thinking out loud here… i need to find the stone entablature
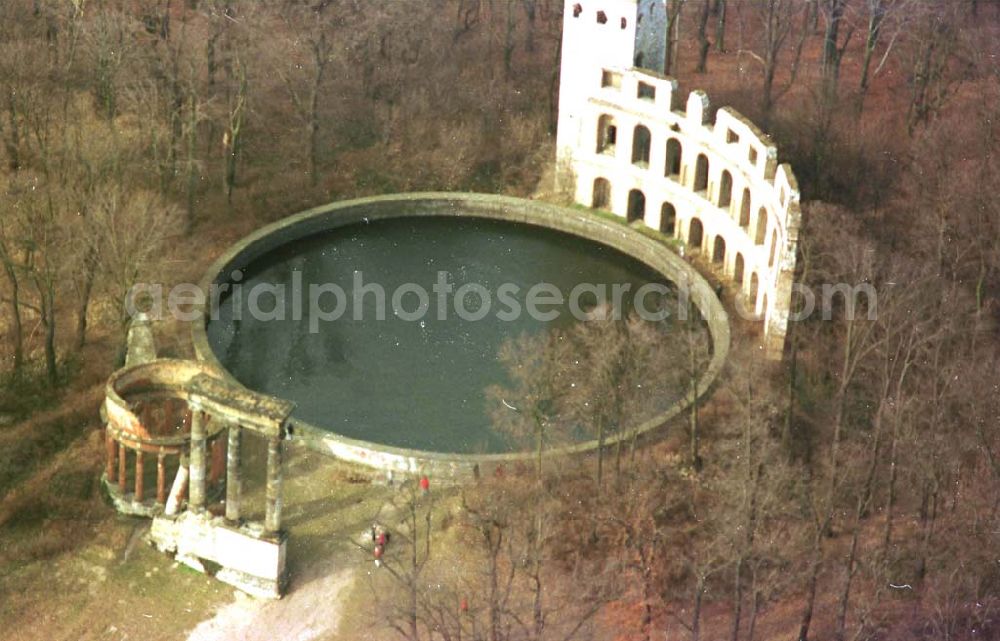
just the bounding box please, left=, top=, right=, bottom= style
left=556, top=0, right=801, bottom=359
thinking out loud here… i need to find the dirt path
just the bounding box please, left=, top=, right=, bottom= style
left=186, top=564, right=355, bottom=641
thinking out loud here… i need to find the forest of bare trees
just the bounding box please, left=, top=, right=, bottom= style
left=1, top=1, right=999, bottom=640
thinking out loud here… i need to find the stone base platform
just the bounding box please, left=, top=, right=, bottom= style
left=149, top=511, right=287, bottom=599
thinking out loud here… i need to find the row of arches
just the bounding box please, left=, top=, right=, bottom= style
left=594, top=179, right=677, bottom=236
left=688, top=219, right=761, bottom=305
left=592, top=178, right=778, bottom=267
left=596, top=116, right=778, bottom=246
left=592, top=177, right=772, bottom=307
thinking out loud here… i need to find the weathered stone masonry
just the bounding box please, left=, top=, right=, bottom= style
left=103, top=315, right=295, bottom=598
left=556, top=0, right=801, bottom=359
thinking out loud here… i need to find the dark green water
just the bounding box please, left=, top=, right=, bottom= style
left=206, top=216, right=680, bottom=454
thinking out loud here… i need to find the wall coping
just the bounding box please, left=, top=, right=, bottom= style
left=190, top=193, right=731, bottom=479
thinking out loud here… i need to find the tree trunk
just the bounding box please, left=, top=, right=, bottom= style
left=857, top=0, right=884, bottom=109
left=307, top=34, right=328, bottom=187
left=185, top=91, right=198, bottom=233
left=75, top=251, right=97, bottom=349
left=691, top=575, right=705, bottom=641
left=916, top=479, right=938, bottom=582
left=695, top=0, right=711, bottom=73
left=714, top=0, right=727, bottom=52
left=1, top=252, right=23, bottom=377
left=664, top=0, right=684, bottom=75
left=503, top=1, right=516, bottom=79
left=642, top=566, right=655, bottom=641
left=797, top=530, right=822, bottom=641
left=747, top=583, right=761, bottom=641
left=882, top=420, right=899, bottom=554
left=5, top=87, right=22, bottom=171
left=596, top=418, right=605, bottom=490
left=730, top=558, right=744, bottom=641
left=782, top=341, right=798, bottom=456
left=42, top=288, right=57, bottom=385
left=689, top=337, right=700, bottom=470
left=225, top=63, right=247, bottom=204
left=834, top=529, right=860, bottom=641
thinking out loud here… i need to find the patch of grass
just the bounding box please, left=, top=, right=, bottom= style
left=574, top=204, right=686, bottom=250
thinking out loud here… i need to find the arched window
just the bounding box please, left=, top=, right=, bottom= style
left=688, top=218, right=704, bottom=249
left=572, top=3, right=583, bottom=18
left=592, top=178, right=611, bottom=210
left=712, top=236, right=726, bottom=264
left=769, top=229, right=779, bottom=267
left=755, top=207, right=768, bottom=245
left=693, top=153, right=709, bottom=192
left=665, top=138, right=682, bottom=178
left=631, top=125, right=651, bottom=167
left=596, top=115, right=617, bottom=154
left=739, top=188, right=751, bottom=228
left=660, top=202, right=676, bottom=236
left=749, top=272, right=760, bottom=309
left=627, top=189, right=646, bottom=222
left=718, top=170, right=733, bottom=209
left=734, top=253, right=745, bottom=286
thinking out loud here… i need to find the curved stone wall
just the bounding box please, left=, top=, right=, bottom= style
left=555, top=0, right=801, bottom=358
left=192, top=193, right=731, bottom=479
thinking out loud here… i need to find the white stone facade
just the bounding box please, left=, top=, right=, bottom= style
left=556, top=0, right=801, bottom=359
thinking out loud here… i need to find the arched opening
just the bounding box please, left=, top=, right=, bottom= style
left=665, top=138, right=682, bottom=178
left=693, top=153, right=709, bottom=192
left=631, top=125, right=651, bottom=167
left=627, top=189, right=646, bottom=222
left=688, top=218, right=704, bottom=249
left=592, top=178, right=611, bottom=210
left=596, top=115, right=617, bottom=155
left=718, top=170, right=733, bottom=209
left=749, top=272, right=759, bottom=309
left=734, top=253, right=745, bottom=286
left=660, top=202, right=676, bottom=236
left=712, top=236, right=726, bottom=264
left=739, top=188, right=751, bottom=228
left=755, top=207, right=768, bottom=245
left=769, top=229, right=779, bottom=267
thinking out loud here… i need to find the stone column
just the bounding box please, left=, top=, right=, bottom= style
left=264, top=437, right=283, bottom=535
left=164, top=455, right=189, bottom=516
left=156, top=451, right=167, bottom=505
left=189, top=410, right=207, bottom=511
left=134, top=449, right=144, bottom=502
left=106, top=431, right=117, bottom=482
left=118, top=442, right=127, bottom=493
left=225, top=426, right=242, bottom=523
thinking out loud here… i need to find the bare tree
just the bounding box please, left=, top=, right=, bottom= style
left=85, top=185, right=180, bottom=331
left=82, top=10, right=139, bottom=121
left=740, top=0, right=809, bottom=116
left=274, top=6, right=338, bottom=186
left=857, top=0, right=912, bottom=111
left=663, top=0, right=685, bottom=76
left=487, top=330, right=570, bottom=479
